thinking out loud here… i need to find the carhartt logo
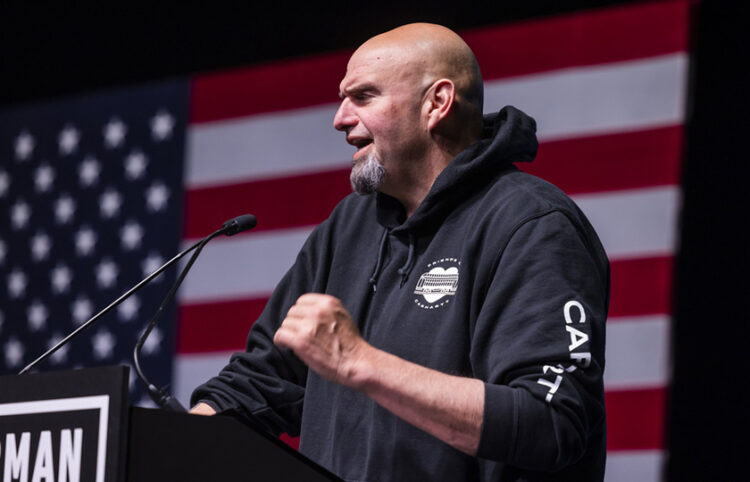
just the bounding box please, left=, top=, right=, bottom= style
left=414, top=258, right=460, bottom=309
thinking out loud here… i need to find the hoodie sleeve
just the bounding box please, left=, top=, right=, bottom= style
left=472, top=210, right=608, bottom=470
left=190, top=220, right=333, bottom=437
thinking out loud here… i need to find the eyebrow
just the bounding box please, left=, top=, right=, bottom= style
left=339, top=83, right=379, bottom=99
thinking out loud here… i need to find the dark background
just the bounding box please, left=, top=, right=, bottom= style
left=1, top=1, right=747, bottom=479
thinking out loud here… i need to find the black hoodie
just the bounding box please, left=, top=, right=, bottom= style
left=192, top=106, right=609, bottom=481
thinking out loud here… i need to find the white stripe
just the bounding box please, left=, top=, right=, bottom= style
left=487, top=54, right=688, bottom=141
left=186, top=104, right=347, bottom=188
left=604, top=315, right=670, bottom=390
left=174, top=315, right=669, bottom=405
left=575, top=186, right=680, bottom=260
left=174, top=351, right=235, bottom=407
left=605, top=450, right=665, bottom=482
left=180, top=186, right=677, bottom=302
left=186, top=54, right=687, bottom=188
left=179, top=226, right=313, bottom=303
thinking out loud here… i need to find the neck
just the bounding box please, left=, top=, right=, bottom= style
left=385, top=143, right=464, bottom=218
left=383, top=124, right=481, bottom=217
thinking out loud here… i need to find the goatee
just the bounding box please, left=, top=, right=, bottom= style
left=350, top=152, right=386, bottom=195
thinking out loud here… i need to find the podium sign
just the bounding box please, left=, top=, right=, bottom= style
left=0, top=366, right=128, bottom=482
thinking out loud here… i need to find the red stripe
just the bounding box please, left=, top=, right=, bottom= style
left=606, top=387, right=666, bottom=451
left=525, top=126, right=683, bottom=195
left=191, top=1, right=688, bottom=123
left=280, top=433, right=300, bottom=450
left=609, top=256, right=673, bottom=318
left=184, top=168, right=351, bottom=238
left=177, top=297, right=267, bottom=353
left=467, top=0, right=688, bottom=82
left=191, top=51, right=351, bottom=124
left=183, top=127, right=682, bottom=238
left=177, top=255, right=673, bottom=353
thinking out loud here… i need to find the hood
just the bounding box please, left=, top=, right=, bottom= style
left=377, top=105, right=538, bottom=234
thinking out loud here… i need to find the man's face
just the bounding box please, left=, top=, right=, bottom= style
left=334, top=45, right=428, bottom=195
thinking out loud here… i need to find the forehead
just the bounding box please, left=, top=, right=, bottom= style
left=339, top=45, right=413, bottom=93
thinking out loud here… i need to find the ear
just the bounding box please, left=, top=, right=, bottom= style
left=423, top=79, right=456, bottom=131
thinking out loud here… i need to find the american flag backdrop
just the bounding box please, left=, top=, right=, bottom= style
left=0, top=81, right=189, bottom=406
left=1, top=1, right=688, bottom=480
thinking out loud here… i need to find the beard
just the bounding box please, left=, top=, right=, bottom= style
left=350, top=151, right=386, bottom=195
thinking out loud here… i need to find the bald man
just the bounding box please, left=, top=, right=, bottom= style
left=192, top=24, right=608, bottom=481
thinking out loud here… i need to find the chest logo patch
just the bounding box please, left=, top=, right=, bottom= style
left=414, top=257, right=461, bottom=309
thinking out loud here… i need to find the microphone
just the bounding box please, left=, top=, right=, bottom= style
left=18, top=214, right=258, bottom=380
left=222, top=214, right=257, bottom=236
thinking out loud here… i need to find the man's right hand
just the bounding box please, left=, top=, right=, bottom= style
left=190, top=402, right=216, bottom=416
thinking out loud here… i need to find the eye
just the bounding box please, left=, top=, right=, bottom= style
left=352, top=92, right=373, bottom=104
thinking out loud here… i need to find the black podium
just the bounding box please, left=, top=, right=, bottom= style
left=0, top=366, right=342, bottom=482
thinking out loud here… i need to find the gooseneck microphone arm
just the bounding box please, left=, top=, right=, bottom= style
left=133, top=231, right=219, bottom=412
left=134, top=214, right=257, bottom=411
left=18, top=214, right=257, bottom=379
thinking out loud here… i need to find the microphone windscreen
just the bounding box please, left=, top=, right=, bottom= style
left=222, top=214, right=257, bottom=236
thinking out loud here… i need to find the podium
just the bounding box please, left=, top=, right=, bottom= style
left=0, top=366, right=342, bottom=482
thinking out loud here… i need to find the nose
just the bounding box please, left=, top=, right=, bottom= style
left=333, top=98, right=355, bottom=132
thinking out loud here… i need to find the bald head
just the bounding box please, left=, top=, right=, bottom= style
left=356, top=23, right=484, bottom=116
left=334, top=23, right=485, bottom=206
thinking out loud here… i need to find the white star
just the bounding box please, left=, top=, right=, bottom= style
left=50, top=263, right=72, bottom=294
left=120, top=220, right=144, bottom=250
left=8, top=269, right=27, bottom=298
left=150, top=110, right=175, bottom=141
left=79, top=156, right=101, bottom=187
left=11, top=199, right=31, bottom=229
left=103, top=117, right=127, bottom=149
left=145, top=182, right=169, bottom=212
left=96, top=258, right=118, bottom=289
left=54, top=194, right=76, bottom=224
left=34, top=163, right=55, bottom=193
left=47, top=333, right=69, bottom=365
left=142, top=326, right=162, bottom=355
left=4, top=337, right=25, bottom=367
left=30, top=231, right=52, bottom=261
left=124, top=149, right=148, bottom=180
left=27, top=300, right=48, bottom=331
left=15, top=131, right=35, bottom=160
left=0, top=239, right=6, bottom=265
left=0, top=170, right=10, bottom=197
left=142, top=252, right=164, bottom=279
left=71, top=295, right=94, bottom=325
left=74, top=226, right=97, bottom=256
left=117, top=295, right=140, bottom=322
left=100, top=189, right=122, bottom=218
left=91, top=329, right=116, bottom=360
left=58, top=124, right=80, bottom=155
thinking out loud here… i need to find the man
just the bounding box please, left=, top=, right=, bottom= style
left=191, top=23, right=609, bottom=481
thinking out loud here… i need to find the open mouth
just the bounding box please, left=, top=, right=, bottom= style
left=349, top=138, right=373, bottom=158
left=351, top=138, right=372, bottom=149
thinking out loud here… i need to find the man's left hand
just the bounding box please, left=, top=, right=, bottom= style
left=273, top=293, right=369, bottom=387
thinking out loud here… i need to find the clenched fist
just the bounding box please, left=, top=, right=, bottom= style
left=273, top=293, right=371, bottom=388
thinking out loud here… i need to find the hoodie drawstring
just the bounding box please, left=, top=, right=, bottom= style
left=397, top=233, right=416, bottom=287
left=368, top=228, right=389, bottom=292
left=369, top=230, right=417, bottom=291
